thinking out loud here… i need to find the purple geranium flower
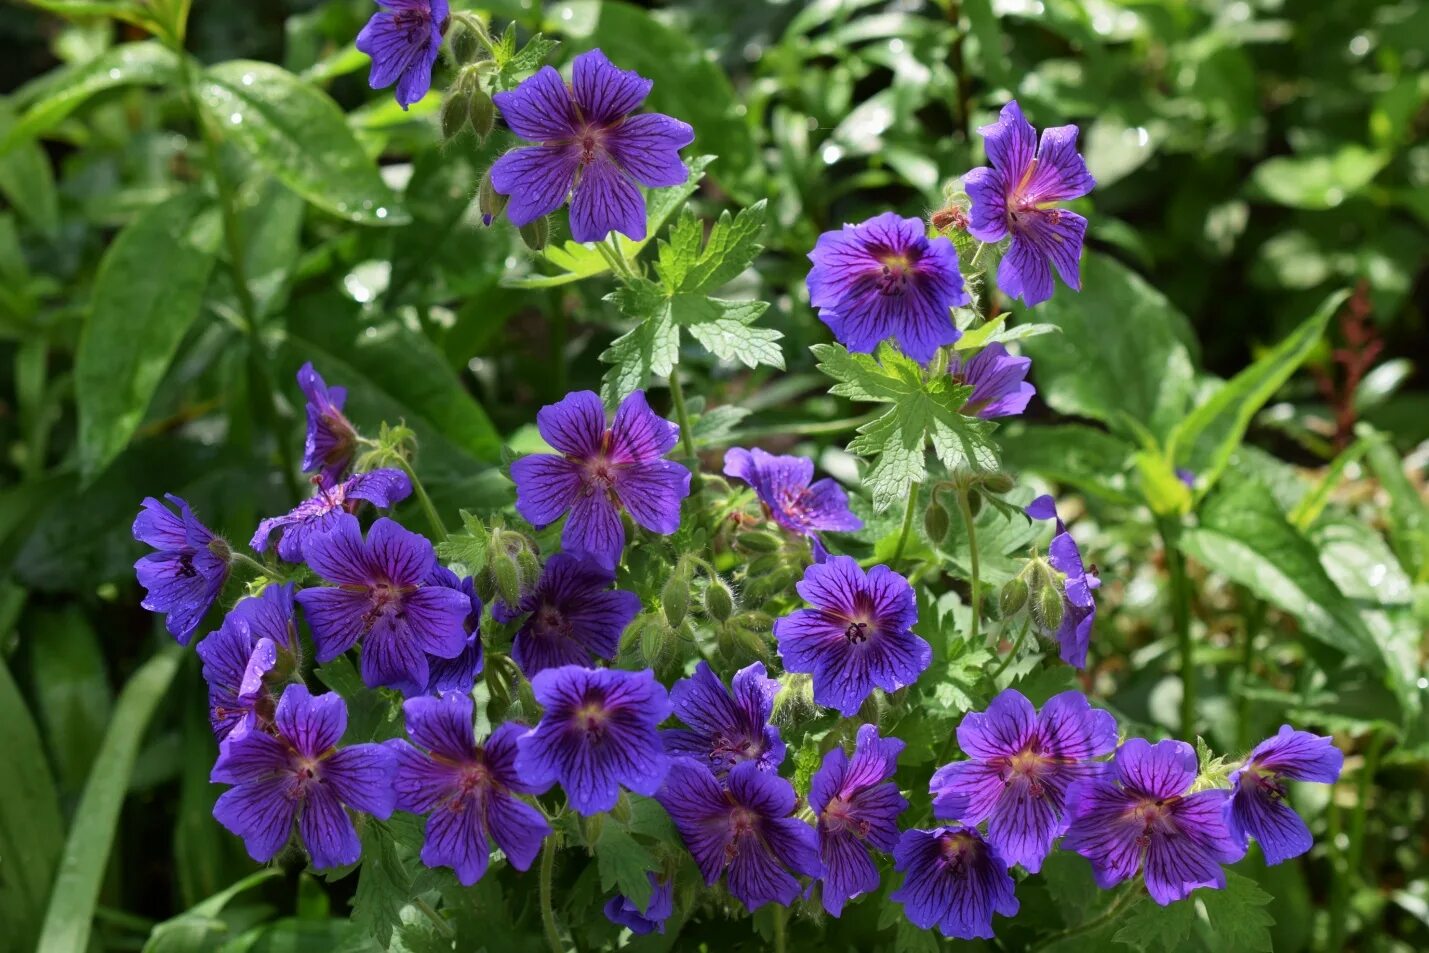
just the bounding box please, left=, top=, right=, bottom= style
left=294, top=514, right=470, bottom=692
left=297, top=363, right=358, bottom=488
left=965, top=101, right=1095, bottom=308
left=1026, top=495, right=1100, bottom=669
left=419, top=565, right=484, bottom=696
left=133, top=494, right=231, bottom=645
left=510, top=390, right=690, bottom=571
left=949, top=343, right=1036, bottom=418
left=490, top=49, right=694, bottom=243
left=211, top=684, right=395, bottom=869
left=723, top=447, right=863, bottom=539
left=806, top=212, right=970, bottom=363
left=1226, top=725, right=1343, bottom=865
left=389, top=693, right=550, bottom=885
left=196, top=583, right=299, bottom=739
left=515, top=665, right=671, bottom=815
left=773, top=555, right=931, bottom=716
left=929, top=689, right=1116, bottom=872
left=251, top=468, right=411, bottom=563
left=657, top=759, right=821, bottom=912
left=890, top=825, right=1019, bottom=939
left=1062, top=738, right=1244, bottom=906
left=663, top=660, right=786, bottom=777
left=603, top=873, right=673, bottom=936
left=491, top=553, right=641, bottom=678
left=810, top=724, right=908, bottom=916
left=356, top=0, right=449, bottom=110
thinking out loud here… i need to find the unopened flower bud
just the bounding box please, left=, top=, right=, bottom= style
left=469, top=88, right=495, bottom=141
left=736, top=530, right=782, bottom=553
left=492, top=550, right=520, bottom=607
left=982, top=471, right=1016, bottom=494
left=441, top=90, right=470, bottom=140
left=477, top=168, right=507, bottom=227
left=999, top=575, right=1028, bottom=617
left=705, top=579, right=734, bottom=622
left=923, top=499, right=950, bottom=546
left=1031, top=583, right=1064, bottom=632
left=638, top=614, right=666, bottom=667
left=516, top=548, right=541, bottom=595
left=519, top=216, right=549, bottom=251
left=451, top=23, right=482, bottom=64
left=661, top=574, right=689, bottom=628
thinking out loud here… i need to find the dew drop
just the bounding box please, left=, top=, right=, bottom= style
left=108, top=68, right=121, bottom=80
left=229, top=112, right=243, bottom=125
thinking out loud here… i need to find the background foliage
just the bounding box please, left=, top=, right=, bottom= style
left=0, top=0, right=1425, bottom=951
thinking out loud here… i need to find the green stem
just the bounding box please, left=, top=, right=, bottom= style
left=730, top=411, right=879, bottom=441
left=891, top=483, right=920, bottom=571
left=395, top=454, right=448, bottom=542
left=1236, top=592, right=1265, bottom=751
left=1330, top=730, right=1385, bottom=949
left=539, top=840, right=563, bottom=953
left=412, top=897, right=454, bottom=941
left=773, top=905, right=788, bottom=953
left=955, top=487, right=981, bottom=644
left=1158, top=518, right=1195, bottom=739
left=177, top=52, right=300, bottom=501
left=990, top=618, right=1031, bottom=680
left=667, top=372, right=700, bottom=473
left=605, top=234, right=636, bottom=279
left=1030, top=884, right=1137, bottom=951
left=229, top=551, right=279, bottom=582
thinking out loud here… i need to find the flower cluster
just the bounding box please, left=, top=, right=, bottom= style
left=128, top=38, right=1346, bottom=945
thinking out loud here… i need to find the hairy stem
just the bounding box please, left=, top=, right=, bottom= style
left=774, top=904, right=788, bottom=953
left=395, top=454, right=448, bottom=542
left=955, top=487, right=982, bottom=644
left=990, top=618, right=1031, bottom=680
left=539, top=840, right=562, bottom=953
left=1158, top=518, right=1195, bottom=738
left=667, top=372, right=701, bottom=492
left=892, top=483, right=921, bottom=571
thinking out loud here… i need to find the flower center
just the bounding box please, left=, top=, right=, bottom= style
left=730, top=806, right=758, bottom=838
left=576, top=125, right=605, bottom=165
left=1001, top=746, right=1050, bottom=797
left=535, top=604, right=568, bottom=637
left=392, top=9, right=432, bottom=44
left=1131, top=797, right=1176, bottom=847
left=176, top=552, right=198, bottom=578
left=457, top=761, right=492, bottom=798
left=822, top=795, right=871, bottom=838
left=844, top=620, right=871, bottom=644
left=937, top=831, right=979, bottom=874
left=710, top=733, right=759, bottom=766
left=574, top=701, right=608, bottom=736
left=1244, top=765, right=1289, bottom=801
left=876, top=253, right=915, bottom=295
left=362, top=580, right=410, bottom=629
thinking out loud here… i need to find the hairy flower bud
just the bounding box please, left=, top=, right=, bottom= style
left=477, top=168, right=508, bottom=227
left=999, top=575, right=1029, bottom=617
left=492, top=548, right=520, bottom=607
left=451, top=22, right=482, bottom=64
left=441, top=90, right=469, bottom=140
left=1031, top=580, right=1064, bottom=632
left=469, top=88, right=495, bottom=141
left=519, top=216, right=549, bottom=250
left=705, top=579, right=735, bottom=622
left=982, top=471, right=1016, bottom=494
left=923, top=498, right=951, bottom=546
left=736, top=530, right=783, bottom=553
left=661, top=573, right=689, bottom=628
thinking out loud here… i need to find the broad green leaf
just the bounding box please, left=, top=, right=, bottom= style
left=1250, top=145, right=1388, bottom=210
left=598, top=304, right=679, bottom=404
left=350, top=817, right=420, bottom=947
left=1021, top=254, right=1197, bottom=440
left=505, top=155, right=713, bottom=289
left=0, top=100, right=59, bottom=234
left=194, top=61, right=406, bottom=226
left=674, top=297, right=783, bottom=369
left=816, top=343, right=998, bottom=510
left=1180, top=480, right=1386, bottom=676
left=998, top=423, right=1137, bottom=505
left=25, top=606, right=113, bottom=796
left=143, top=868, right=282, bottom=953
left=0, top=658, right=65, bottom=953
left=594, top=824, right=655, bottom=911
left=75, top=189, right=218, bottom=480
left=1167, top=289, right=1346, bottom=498
left=657, top=202, right=767, bottom=294
left=3, top=42, right=179, bottom=154
left=1365, top=431, right=1429, bottom=581
left=1112, top=895, right=1196, bottom=951
left=963, top=0, right=1013, bottom=90
left=282, top=292, right=502, bottom=476
left=1198, top=872, right=1276, bottom=951
left=36, top=644, right=183, bottom=953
